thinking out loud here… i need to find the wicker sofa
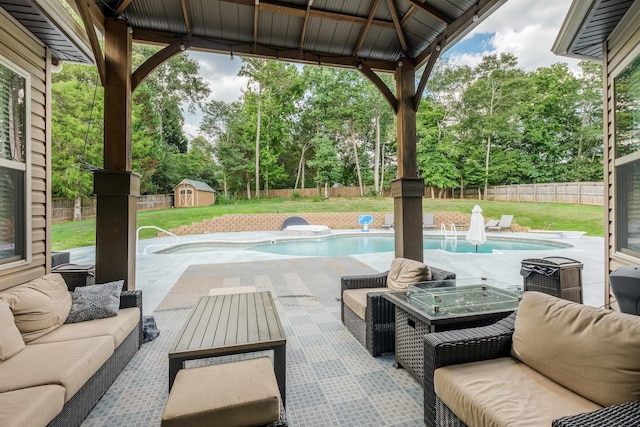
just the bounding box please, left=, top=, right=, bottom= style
left=0, top=273, right=142, bottom=427
left=424, top=291, right=640, bottom=427
left=341, top=258, right=456, bottom=356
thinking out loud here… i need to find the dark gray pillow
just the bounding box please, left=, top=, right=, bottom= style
left=429, top=267, right=455, bottom=282
left=65, top=280, right=123, bottom=323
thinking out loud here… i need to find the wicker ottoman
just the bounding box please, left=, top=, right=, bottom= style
left=161, top=357, right=281, bottom=427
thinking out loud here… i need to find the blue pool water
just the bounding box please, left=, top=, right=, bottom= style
left=158, top=235, right=569, bottom=256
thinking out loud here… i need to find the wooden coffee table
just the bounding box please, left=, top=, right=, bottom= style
left=168, top=291, right=287, bottom=405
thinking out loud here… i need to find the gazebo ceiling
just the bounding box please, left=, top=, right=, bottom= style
left=91, top=0, right=506, bottom=72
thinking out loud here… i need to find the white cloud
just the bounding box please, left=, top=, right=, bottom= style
left=190, top=51, right=249, bottom=103
left=182, top=121, right=200, bottom=141
left=452, top=0, right=581, bottom=72
left=183, top=52, right=249, bottom=138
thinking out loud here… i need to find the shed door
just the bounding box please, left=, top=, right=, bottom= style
left=179, top=188, right=193, bottom=207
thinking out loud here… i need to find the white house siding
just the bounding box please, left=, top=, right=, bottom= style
left=0, top=8, right=49, bottom=291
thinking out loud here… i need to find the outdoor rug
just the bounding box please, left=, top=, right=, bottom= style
left=82, top=257, right=425, bottom=426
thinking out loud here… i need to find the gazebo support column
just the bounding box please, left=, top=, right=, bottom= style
left=392, top=178, right=424, bottom=261
left=94, top=171, right=139, bottom=288
left=393, top=58, right=424, bottom=262
left=94, top=18, right=137, bottom=290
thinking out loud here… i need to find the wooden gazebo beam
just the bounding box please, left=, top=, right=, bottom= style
left=115, top=0, right=133, bottom=16
left=181, top=0, right=192, bottom=35
left=132, top=30, right=398, bottom=71
left=387, top=0, right=409, bottom=54
left=353, top=0, right=380, bottom=57
left=298, top=0, right=314, bottom=51
left=358, top=63, right=397, bottom=113
left=415, top=0, right=497, bottom=69
left=224, top=0, right=395, bottom=29
left=74, top=0, right=105, bottom=85
left=406, top=0, right=454, bottom=24
left=415, top=44, right=441, bottom=111
left=132, top=41, right=191, bottom=92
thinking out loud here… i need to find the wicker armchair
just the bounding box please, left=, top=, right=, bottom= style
left=341, top=266, right=455, bottom=357
left=423, top=312, right=640, bottom=427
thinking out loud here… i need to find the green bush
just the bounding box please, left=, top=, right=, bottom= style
left=215, top=194, right=234, bottom=205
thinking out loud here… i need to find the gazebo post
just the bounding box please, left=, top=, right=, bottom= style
left=94, top=18, right=139, bottom=290
left=393, top=58, right=424, bottom=262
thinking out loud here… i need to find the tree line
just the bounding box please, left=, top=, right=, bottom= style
left=51, top=47, right=603, bottom=203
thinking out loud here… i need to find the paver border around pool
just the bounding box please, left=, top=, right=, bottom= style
left=153, top=230, right=573, bottom=255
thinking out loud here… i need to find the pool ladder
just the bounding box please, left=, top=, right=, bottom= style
left=440, top=223, right=459, bottom=240
left=136, top=226, right=180, bottom=254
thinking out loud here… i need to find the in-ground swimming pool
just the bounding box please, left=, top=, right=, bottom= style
left=157, top=234, right=570, bottom=256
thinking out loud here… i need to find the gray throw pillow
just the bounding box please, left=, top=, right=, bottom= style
left=65, top=280, right=123, bottom=323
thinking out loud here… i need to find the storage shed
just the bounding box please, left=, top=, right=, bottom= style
left=173, top=179, right=216, bottom=207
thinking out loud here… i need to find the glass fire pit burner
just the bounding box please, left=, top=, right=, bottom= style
left=406, top=278, right=522, bottom=318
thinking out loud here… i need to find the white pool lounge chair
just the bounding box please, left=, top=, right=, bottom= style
left=381, top=214, right=394, bottom=229
left=486, top=215, right=514, bottom=232
left=423, top=213, right=436, bottom=230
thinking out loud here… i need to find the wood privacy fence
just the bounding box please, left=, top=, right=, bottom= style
left=483, top=183, right=604, bottom=206
left=258, top=182, right=604, bottom=206
left=52, top=194, right=173, bottom=223
left=244, top=186, right=390, bottom=198
left=52, top=182, right=603, bottom=223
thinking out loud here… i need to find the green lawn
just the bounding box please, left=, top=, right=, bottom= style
left=51, top=197, right=605, bottom=251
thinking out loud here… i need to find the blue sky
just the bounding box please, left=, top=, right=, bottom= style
left=444, top=33, right=495, bottom=58
left=183, top=0, right=579, bottom=137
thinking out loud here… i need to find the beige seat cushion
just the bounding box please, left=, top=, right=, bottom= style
left=0, top=300, right=24, bottom=361
left=30, top=307, right=139, bottom=349
left=512, top=291, right=640, bottom=407
left=342, top=287, right=389, bottom=320
left=0, top=274, right=72, bottom=343
left=0, top=336, right=113, bottom=402
left=162, top=357, right=280, bottom=427
left=387, top=258, right=431, bottom=291
left=0, top=385, right=66, bottom=427
left=435, top=357, right=602, bottom=427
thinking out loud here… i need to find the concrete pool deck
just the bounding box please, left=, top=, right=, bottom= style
left=67, top=229, right=606, bottom=313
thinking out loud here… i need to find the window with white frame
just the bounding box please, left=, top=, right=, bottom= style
left=0, top=58, right=30, bottom=267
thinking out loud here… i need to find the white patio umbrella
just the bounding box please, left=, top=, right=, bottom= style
left=466, top=205, right=487, bottom=253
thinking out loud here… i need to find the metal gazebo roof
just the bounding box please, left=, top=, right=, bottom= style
left=90, top=0, right=505, bottom=73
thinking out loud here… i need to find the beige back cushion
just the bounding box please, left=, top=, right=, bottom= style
left=387, top=257, right=432, bottom=291
left=0, top=274, right=72, bottom=343
left=0, top=300, right=25, bottom=361
left=512, top=291, right=640, bottom=407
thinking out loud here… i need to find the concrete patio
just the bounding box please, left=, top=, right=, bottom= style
left=69, top=229, right=606, bottom=314
left=67, top=230, right=606, bottom=426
